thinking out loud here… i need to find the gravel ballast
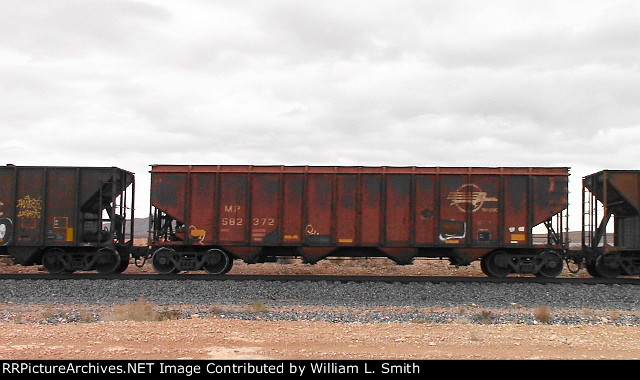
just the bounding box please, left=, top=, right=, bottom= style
left=1, top=279, right=640, bottom=325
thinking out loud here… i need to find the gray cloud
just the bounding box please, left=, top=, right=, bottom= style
left=1, top=0, right=639, bottom=228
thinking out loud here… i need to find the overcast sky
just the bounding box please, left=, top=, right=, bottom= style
left=2, top=0, right=639, bottom=228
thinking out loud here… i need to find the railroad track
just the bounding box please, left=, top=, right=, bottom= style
left=1, top=273, right=639, bottom=285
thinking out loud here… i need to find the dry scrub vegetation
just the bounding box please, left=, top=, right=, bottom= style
left=16, top=296, right=618, bottom=327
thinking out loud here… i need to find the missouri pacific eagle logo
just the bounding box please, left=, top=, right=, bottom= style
left=447, top=183, right=498, bottom=213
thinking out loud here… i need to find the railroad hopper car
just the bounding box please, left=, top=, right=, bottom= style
left=0, top=165, right=135, bottom=274
left=149, top=165, right=570, bottom=277
left=582, top=170, right=640, bottom=277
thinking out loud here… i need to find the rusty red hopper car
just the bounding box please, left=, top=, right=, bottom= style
left=149, top=165, right=569, bottom=277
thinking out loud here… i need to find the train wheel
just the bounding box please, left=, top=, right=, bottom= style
left=536, top=251, right=564, bottom=278
left=202, top=249, right=231, bottom=275
left=585, top=259, right=599, bottom=277
left=114, top=251, right=130, bottom=273
left=595, top=253, right=620, bottom=278
left=481, top=251, right=511, bottom=277
left=152, top=247, right=177, bottom=274
left=95, top=248, right=121, bottom=274
left=42, top=249, right=66, bottom=274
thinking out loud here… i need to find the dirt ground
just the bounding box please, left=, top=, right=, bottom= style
left=1, top=257, right=639, bottom=360
left=3, top=317, right=640, bottom=360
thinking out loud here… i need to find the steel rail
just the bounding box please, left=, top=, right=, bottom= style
left=0, top=273, right=639, bottom=285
